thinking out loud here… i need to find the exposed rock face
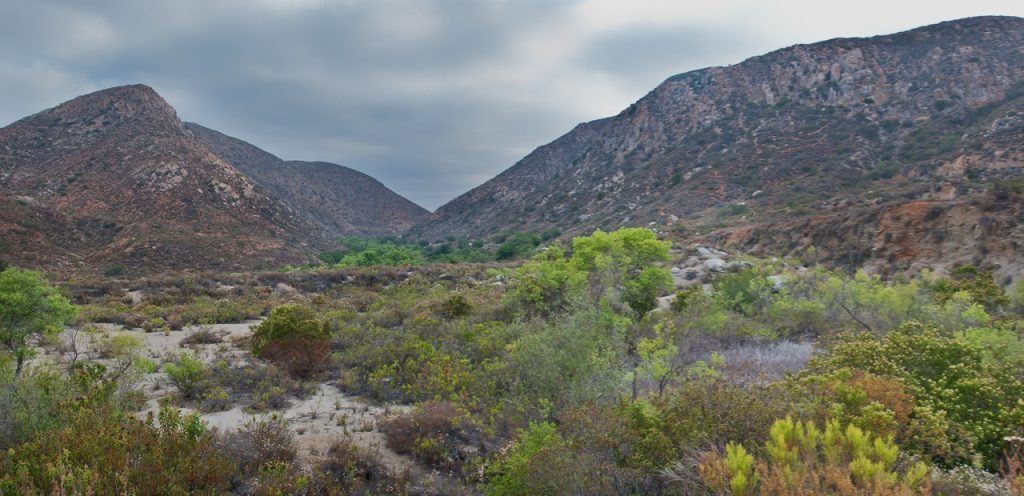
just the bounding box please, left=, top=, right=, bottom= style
left=187, top=124, right=428, bottom=238
left=0, top=85, right=424, bottom=274
left=409, top=16, right=1024, bottom=281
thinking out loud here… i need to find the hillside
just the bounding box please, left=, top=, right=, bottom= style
left=0, top=85, right=322, bottom=274
left=187, top=123, right=428, bottom=238
left=409, top=16, right=1024, bottom=280
left=0, top=85, right=426, bottom=275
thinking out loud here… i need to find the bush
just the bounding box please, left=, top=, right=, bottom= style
left=623, top=267, right=673, bottom=318
left=620, top=378, right=800, bottom=470
left=931, top=266, right=1009, bottom=313
left=181, top=327, right=223, bottom=346
left=217, top=415, right=297, bottom=476
left=718, top=204, right=749, bottom=218
left=486, top=422, right=574, bottom=496
left=317, top=438, right=409, bottom=494
left=0, top=372, right=233, bottom=494
left=714, top=268, right=772, bottom=316
left=252, top=304, right=330, bottom=378
left=438, top=294, right=473, bottom=318
left=696, top=417, right=929, bottom=495
left=866, top=161, right=901, bottom=180
left=804, top=321, right=1024, bottom=468
left=164, top=352, right=211, bottom=400
left=382, top=401, right=477, bottom=474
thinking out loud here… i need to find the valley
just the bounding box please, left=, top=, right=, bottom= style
left=1, top=13, right=1023, bottom=496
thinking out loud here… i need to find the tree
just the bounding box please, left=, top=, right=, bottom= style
left=0, top=267, right=76, bottom=378
left=623, top=267, right=673, bottom=318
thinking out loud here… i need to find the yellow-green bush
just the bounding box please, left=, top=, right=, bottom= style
left=698, top=417, right=929, bottom=495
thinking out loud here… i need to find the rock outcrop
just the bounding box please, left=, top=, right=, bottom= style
left=409, top=16, right=1024, bottom=282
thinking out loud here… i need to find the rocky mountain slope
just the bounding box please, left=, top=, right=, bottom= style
left=0, top=85, right=423, bottom=274
left=187, top=124, right=428, bottom=238
left=409, top=16, right=1024, bottom=281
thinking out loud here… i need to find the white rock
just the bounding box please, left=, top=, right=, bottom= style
left=725, top=261, right=753, bottom=272
left=703, top=258, right=727, bottom=272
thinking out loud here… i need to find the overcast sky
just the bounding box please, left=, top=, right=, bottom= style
left=2, top=0, right=1023, bottom=210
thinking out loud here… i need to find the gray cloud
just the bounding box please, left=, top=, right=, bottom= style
left=2, top=0, right=1023, bottom=209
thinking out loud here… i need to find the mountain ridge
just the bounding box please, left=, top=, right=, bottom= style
left=0, top=84, right=424, bottom=274
left=186, top=123, right=429, bottom=238
left=408, top=15, right=1024, bottom=281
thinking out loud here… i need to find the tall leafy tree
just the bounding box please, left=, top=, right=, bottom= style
left=0, top=267, right=76, bottom=378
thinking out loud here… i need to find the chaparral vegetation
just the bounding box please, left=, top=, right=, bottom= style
left=2, top=227, right=1023, bottom=495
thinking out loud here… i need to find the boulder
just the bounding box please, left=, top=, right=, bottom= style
left=697, top=246, right=729, bottom=259
left=725, top=261, right=753, bottom=272
left=768, top=275, right=787, bottom=291
left=703, top=258, right=727, bottom=272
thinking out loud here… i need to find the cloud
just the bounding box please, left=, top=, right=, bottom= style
left=1, top=0, right=1023, bottom=209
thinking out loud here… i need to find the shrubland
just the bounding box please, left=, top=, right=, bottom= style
left=1, top=229, right=1023, bottom=494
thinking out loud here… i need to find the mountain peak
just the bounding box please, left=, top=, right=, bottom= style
left=28, top=83, right=182, bottom=131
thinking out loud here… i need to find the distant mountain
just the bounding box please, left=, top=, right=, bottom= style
left=0, top=85, right=423, bottom=274
left=410, top=16, right=1024, bottom=281
left=187, top=123, right=427, bottom=238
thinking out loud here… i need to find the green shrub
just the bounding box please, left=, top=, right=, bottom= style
left=486, top=422, right=567, bottom=495
left=438, top=294, right=473, bottom=318
left=623, top=267, right=673, bottom=318
left=697, top=417, right=929, bottom=495
left=931, top=266, right=1009, bottom=313
left=718, top=204, right=749, bottom=218
left=103, top=264, right=127, bottom=277
left=714, top=268, right=772, bottom=316
left=805, top=321, right=1024, bottom=468
left=866, top=160, right=901, bottom=180
left=251, top=304, right=330, bottom=378
left=164, top=352, right=211, bottom=400
left=0, top=371, right=233, bottom=494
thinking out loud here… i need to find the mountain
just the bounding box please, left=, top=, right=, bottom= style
left=186, top=123, right=428, bottom=238
left=410, top=16, right=1024, bottom=280
left=0, top=85, right=423, bottom=274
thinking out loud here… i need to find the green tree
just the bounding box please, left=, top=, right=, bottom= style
left=496, top=232, right=542, bottom=261
left=0, top=267, right=76, bottom=378
left=623, top=267, right=673, bottom=318
left=931, top=265, right=1008, bottom=313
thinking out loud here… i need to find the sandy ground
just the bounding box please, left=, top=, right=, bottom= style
left=200, top=383, right=413, bottom=471
left=43, top=320, right=414, bottom=472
